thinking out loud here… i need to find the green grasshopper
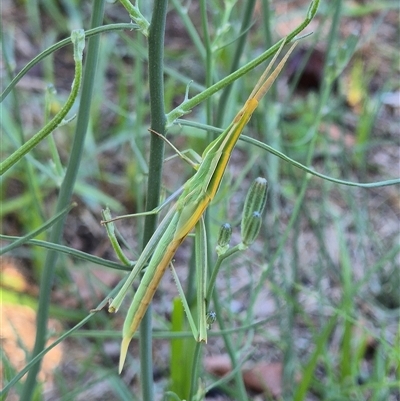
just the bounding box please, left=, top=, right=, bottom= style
left=103, top=39, right=297, bottom=373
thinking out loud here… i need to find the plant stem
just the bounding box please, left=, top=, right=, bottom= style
left=0, top=30, right=84, bottom=175
left=140, top=1, right=168, bottom=399
left=19, top=3, right=105, bottom=400
left=212, top=290, right=249, bottom=400
left=1, top=23, right=135, bottom=102
left=214, top=0, right=257, bottom=129
left=166, top=0, right=320, bottom=126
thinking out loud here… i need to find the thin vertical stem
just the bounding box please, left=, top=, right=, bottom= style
left=282, top=2, right=343, bottom=399
left=214, top=0, right=257, bottom=129
left=2, top=32, right=45, bottom=222
left=212, top=290, right=249, bottom=400
left=140, top=1, right=168, bottom=399
left=19, top=2, right=105, bottom=400
left=199, top=0, right=213, bottom=129
left=210, top=1, right=256, bottom=398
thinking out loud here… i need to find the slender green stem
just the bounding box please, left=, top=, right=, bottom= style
left=261, top=0, right=274, bottom=60
left=0, top=204, right=75, bottom=255
left=212, top=289, right=249, bottom=400
left=118, top=0, right=150, bottom=36
left=0, top=30, right=85, bottom=175
left=199, top=0, right=212, bottom=128
left=206, top=245, right=241, bottom=304
left=260, top=0, right=279, bottom=217
left=25, top=0, right=41, bottom=40
left=19, top=3, right=105, bottom=400
left=174, top=120, right=400, bottom=187
left=0, top=235, right=131, bottom=271
left=170, top=0, right=205, bottom=60
left=214, top=0, right=257, bottom=129
left=101, top=208, right=132, bottom=266
left=197, top=5, right=213, bottom=394
left=139, top=1, right=168, bottom=399
left=1, top=23, right=136, bottom=102
left=44, top=86, right=64, bottom=175
left=2, top=32, right=46, bottom=222
left=166, top=0, right=320, bottom=125
left=203, top=242, right=249, bottom=400
left=1, top=279, right=125, bottom=397
left=71, top=316, right=274, bottom=340
left=188, top=342, right=204, bottom=401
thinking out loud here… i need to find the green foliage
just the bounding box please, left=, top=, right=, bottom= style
left=1, top=0, right=399, bottom=400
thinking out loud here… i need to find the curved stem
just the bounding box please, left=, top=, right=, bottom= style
left=166, top=0, right=320, bottom=126
left=1, top=23, right=135, bottom=102
left=173, top=119, right=400, bottom=188
left=0, top=30, right=85, bottom=175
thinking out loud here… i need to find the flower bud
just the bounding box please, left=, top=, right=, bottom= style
left=241, top=178, right=267, bottom=242
left=241, top=211, right=262, bottom=247
left=242, top=177, right=268, bottom=226
left=206, top=311, right=217, bottom=329
left=216, top=223, right=232, bottom=256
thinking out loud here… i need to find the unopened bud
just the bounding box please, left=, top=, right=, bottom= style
left=206, top=311, right=217, bottom=329
left=242, top=177, right=268, bottom=226
left=216, top=223, right=232, bottom=256
left=241, top=211, right=262, bottom=247
left=241, top=178, right=267, bottom=241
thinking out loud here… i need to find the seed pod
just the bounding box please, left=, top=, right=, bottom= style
left=216, top=223, right=232, bottom=256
